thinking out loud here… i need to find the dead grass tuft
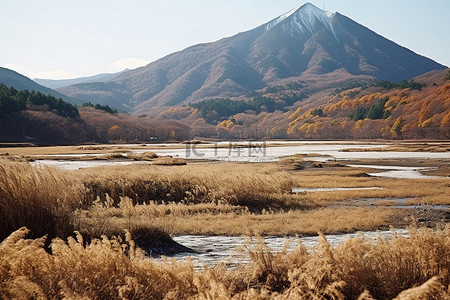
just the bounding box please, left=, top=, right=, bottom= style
left=0, top=159, right=84, bottom=243
left=129, top=151, right=158, bottom=161
left=152, top=156, right=186, bottom=165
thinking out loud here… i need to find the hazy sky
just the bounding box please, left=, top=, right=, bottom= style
left=1, top=0, right=449, bottom=79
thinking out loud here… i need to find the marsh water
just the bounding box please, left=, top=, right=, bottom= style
left=347, top=164, right=441, bottom=179
left=33, top=159, right=148, bottom=170
left=32, top=141, right=450, bottom=180
left=170, top=229, right=409, bottom=268
left=292, top=187, right=381, bottom=193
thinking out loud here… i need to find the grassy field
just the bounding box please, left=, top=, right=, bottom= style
left=1, top=154, right=448, bottom=237
left=0, top=145, right=449, bottom=298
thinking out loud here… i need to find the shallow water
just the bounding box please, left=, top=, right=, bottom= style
left=30, top=142, right=450, bottom=180
left=292, top=187, right=381, bottom=193
left=391, top=204, right=450, bottom=210
left=171, top=229, right=409, bottom=268
left=31, top=159, right=150, bottom=170
left=135, top=142, right=450, bottom=162
left=30, top=142, right=382, bottom=169
left=136, top=143, right=388, bottom=162
left=36, top=153, right=103, bottom=158
left=329, top=197, right=450, bottom=211
left=347, top=164, right=441, bottom=179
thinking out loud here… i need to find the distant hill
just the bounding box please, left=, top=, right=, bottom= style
left=34, top=69, right=128, bottom=89
left=0, top=81, right=190, bottom=143
left=285, top=69, right=450, bottom=140
left=0, top=67, right=73, bottom=103
left=159, top=68, right=450, bottom=140
left=57, top=2, right=445, bottom=114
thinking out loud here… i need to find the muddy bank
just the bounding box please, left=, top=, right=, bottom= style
left=136, top=235, right=196, bottom=257
left=119, top=228, right=197, bottom=258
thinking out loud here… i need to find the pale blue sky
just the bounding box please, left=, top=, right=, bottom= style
left=1, top=0, right=448, bottom=79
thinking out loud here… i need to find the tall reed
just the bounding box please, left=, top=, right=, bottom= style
left=79, top=164, right=301, bottom=212
left=0, top=159, right=84, bottom=242
left=0, top=226, right=447, bottom=299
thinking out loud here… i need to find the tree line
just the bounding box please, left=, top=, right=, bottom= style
left=0, top=84, right=79, bottom=119
left=190, top=93, right=307, bottom=124
left=0, top=85, right=189, bottom=143
left=350, top=97, right=390, bottom=121
left=374, top=79, right=424, bottom=91
left=190, top=97, right=277, bottom=123
left=82, top=102, right=118, bottom=114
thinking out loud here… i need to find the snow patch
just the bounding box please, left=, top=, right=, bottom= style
left=266, top=3, right=338, bottom=41
left=266, top=5, right=300, bottom=31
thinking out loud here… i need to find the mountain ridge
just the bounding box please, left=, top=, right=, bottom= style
left=34, top=69, right=128, bottom=90
left=56, top=3, right=446, bottom=113
left=0, top=67, right=73, bottom=103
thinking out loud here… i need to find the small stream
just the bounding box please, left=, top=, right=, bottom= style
left=170, top=230, right=409, bottom=268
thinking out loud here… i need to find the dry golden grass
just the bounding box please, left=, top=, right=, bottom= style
left=0, top=159, right=84, bottom=242
left=290, top=174, right=449, bottom=206
left=87, top=151, right=158, bottom=161
left=75, top=162, right=449, bottom=209
left=406, top=195, right=450, bottom=205
left=152, top=156, right=187, bottom=165
left=0, top=227, right=197, bottom=299
left=76, top=163, right=305, bottom=212
left=14, top=151, right=159, bottom=162
left=0, top=143, right=192, bottom=158
left=149, top=206, right=402, bottom=236
left=0, top=156, right=448, bottom=298
left=67, top=161, right=447, bottom=237
left=236, top=225, right=450, bottom=299
left=0, top=158, right=447, bottom=241
left=130, top=151, right=159, bottom=160
left=78, top=198, right=403, bottom=236
left=0, top=144, right=153, bottom=156
left=0, top=226, right=448, bottom=299
left=423, top=165, right=450, bottom=177
left=373, top=200, right=399, bottom=206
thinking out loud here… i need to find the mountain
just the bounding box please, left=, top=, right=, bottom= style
left=34, top=69, right=128, bottom=89
left=0, top=67, right=72, bottom=102
left=57, top=3, right=446, bottom=114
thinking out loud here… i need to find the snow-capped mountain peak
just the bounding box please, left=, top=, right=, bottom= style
left=58, top=2, right=445, bottom=112
left=266, top=2, right=337, bottom=39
